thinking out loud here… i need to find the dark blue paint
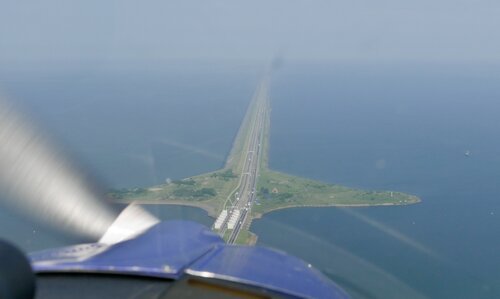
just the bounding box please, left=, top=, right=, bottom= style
left=30, top=221, right=348, bottom=299
left=31, top=221, right=223, bottom=279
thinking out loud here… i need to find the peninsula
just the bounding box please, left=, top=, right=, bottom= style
left=109, top=73, right=420, bottom=245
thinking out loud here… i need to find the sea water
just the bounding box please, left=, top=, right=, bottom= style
left=252, top=64, right=500, bottom=298
left=1, top=64, right=499, bottom=298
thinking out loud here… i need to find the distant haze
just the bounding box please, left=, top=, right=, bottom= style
left=1, top=0, right=500, bottom=70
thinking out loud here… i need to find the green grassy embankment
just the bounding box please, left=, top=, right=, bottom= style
left=253, top=170, right=420, bottom=217
left=108, top=168, right=239, bottom=217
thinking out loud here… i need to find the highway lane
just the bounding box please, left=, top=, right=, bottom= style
left=226, top=79, right=269, bottom=244
left=216, top=79, right=266, bottom=237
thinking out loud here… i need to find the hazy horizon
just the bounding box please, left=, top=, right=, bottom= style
left=2, top=1, right=500, bottom=71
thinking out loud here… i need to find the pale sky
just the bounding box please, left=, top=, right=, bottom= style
left=1, top=0, right=499, bottom=69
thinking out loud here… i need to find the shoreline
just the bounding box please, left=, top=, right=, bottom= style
left=252, top=199, right=421, bottom=220
left=113, top=196, right=420, bottom=246
left=114, top=196, right=421, bottom=221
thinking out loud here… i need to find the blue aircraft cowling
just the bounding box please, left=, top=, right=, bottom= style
left=30, top=221, right=222, bottom=279
left=186, top=245, right=348, bottom=299
left=30, top=221, right=349, bottom=299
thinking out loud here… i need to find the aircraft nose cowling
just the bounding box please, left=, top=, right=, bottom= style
left=30, top=220, right=349, bottom=298
left=31, top=221, right=223, bottom=279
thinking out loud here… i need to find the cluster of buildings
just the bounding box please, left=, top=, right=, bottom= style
left=213, top=210, right=228, bottom=229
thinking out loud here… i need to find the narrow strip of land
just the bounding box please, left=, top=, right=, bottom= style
left=109, top=72, right=420, bottom=245
left=221, top=77, right=268, bottom=243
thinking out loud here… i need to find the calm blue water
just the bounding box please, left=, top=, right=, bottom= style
left=1, top=64, right=499, bottom=298
left=253, top=64, right=500, bottom=298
